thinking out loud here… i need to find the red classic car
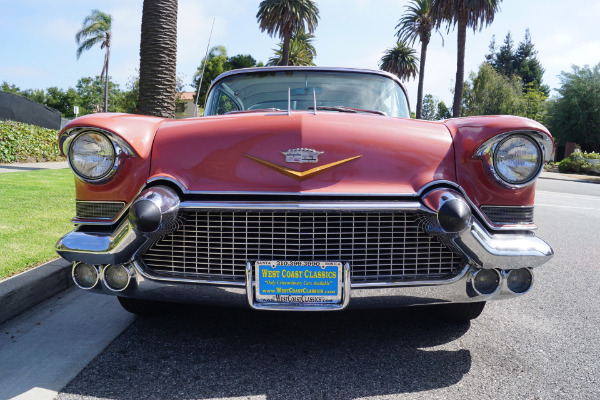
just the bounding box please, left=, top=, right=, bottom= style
left=56, top=67, right=553, bottom=321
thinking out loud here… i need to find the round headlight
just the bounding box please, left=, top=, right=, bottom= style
left=493, top=135, right=541, bottom=185
left=69, top=132, right=115, bottom=181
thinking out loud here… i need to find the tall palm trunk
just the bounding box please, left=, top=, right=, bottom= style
left=281, top=30, right=292, bottom=66
left=452, top=11, right=467, bottom=117
left=104, top=49, right=109, bottom=112
left=415, top=39, right=428, bottom=119
left=138, top=0, right=178, bottom=118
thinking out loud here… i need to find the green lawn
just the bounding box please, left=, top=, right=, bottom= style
left=0, top=169, right=75, bottom=280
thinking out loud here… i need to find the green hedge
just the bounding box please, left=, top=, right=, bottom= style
left=557, top=151, right=599, bottom=173
left=0, top=120, right=63, bottom=163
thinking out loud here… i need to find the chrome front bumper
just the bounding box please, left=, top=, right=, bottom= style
left=68, top=262, right=534, bottom=310
left=56, top=187, right=553, bottom=309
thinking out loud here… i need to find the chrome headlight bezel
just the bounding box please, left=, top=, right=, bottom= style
left=60, top=127, right=135, bottom=184
left=473, top=130, right=552, bottom=189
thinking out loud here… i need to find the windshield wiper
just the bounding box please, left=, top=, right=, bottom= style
left=226, top=108, right=282, bottom=115
left=308, top=106, right=386, bottom=115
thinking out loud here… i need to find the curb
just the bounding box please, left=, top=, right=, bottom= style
left=0, top=258, right=72, bottom=325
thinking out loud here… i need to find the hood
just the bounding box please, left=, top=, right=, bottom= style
left=149, top=112, right=456, bottom=195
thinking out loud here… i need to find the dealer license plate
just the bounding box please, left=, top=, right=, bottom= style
left=255, top=261, right=343, bottom=304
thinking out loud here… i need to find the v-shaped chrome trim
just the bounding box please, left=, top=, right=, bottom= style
left=243, top=154, right=361, bottom=181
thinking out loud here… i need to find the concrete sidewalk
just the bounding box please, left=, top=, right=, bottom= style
left=0, top=161, right=68, bottom=173
left=0, top=259, right=73, bottom=325
left=539, top=170, right=600, bottom=184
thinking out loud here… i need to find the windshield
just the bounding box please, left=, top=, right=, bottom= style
left=204, top=70, right=410, bottom=118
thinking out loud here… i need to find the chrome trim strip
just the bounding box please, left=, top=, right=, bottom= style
left=147, top=175, right=421, bottom=197
left=179, top=201, right=429, bottom=212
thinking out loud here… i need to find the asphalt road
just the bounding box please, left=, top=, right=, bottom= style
left=7, top=178, right=600, bottom=400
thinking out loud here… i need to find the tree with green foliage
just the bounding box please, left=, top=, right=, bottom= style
left=44, top=87, right=82, bottom=118
left=421, top=94, right=452, bottom=120
left=431, top=0, right=502, bottom=117
left=193, top=46, right=262, bottom=107
left=227, top=54, right=260, bottom=70
left=548, top=63, right=600, bottom=152
left=138, top=0, right=178, bottom=118
left=486, top=30, right=548, bottom=95
left=462, top=62, right=548, bottom=123
left=379, top=42, right=419, bottom=81
left=193, top=46, right=231, bottom=107
left=75, top=10, right=112, bottom=112
left=462, top=62, right=524, bottom=116
left=0, top=82, right=21, bottom=94
left=256, top=0, right=319, bottom=66
left=396, top=0, right=441, bottom=119
left=76, top=76, right=122, bottom=115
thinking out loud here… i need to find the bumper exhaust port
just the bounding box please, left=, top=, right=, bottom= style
left=472, top=268, right=501, bottom=295
left=102, top=264, right=133, bottom=292
left=72, top=262, right=99, bottom=289
left=506, top=268, right=533, bottom=294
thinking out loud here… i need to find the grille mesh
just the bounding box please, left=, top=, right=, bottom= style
left=141, top=210, right=462, bottom=284
left=75, top=201, right=125, bottom=219
left=481, top=206, right=534, bottom=224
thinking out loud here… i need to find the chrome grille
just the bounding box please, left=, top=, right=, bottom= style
left=141, top=210, right=463, bottom=284
left=481, top=206, right=534, bottom=225
left=75, top=201, right=125, bottom=220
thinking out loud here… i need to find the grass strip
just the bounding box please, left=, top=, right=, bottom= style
left=0, top=169, right=74, bottom=280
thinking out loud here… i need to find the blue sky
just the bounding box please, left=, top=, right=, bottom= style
left=1, top=0, right=599, bottom=111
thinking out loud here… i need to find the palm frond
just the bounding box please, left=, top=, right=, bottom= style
left=76, top=36, right=104, bottom=59
left=430, top=0, right=501, bottom=31
left=379, top=42, right=419, bottom=81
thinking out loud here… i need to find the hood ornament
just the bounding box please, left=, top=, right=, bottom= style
left=282, top=148, right=324, bottom=164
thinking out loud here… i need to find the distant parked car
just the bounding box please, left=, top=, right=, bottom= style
left=56, top=67, right=553, bottom=321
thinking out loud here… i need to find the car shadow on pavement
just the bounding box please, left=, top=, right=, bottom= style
left=59, top=305, right=472, bottom=399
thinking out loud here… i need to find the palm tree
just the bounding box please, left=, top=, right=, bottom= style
left=75, top=10, right=112, bottom=112
left=396, top=0, right=440, bottom=119
left=267, top=30, right=317, bottom=66
left=256, top=0, right=319, bottom=66
left=267, top=38, right=315, bottom=66
left=431, top=0, right=502, bottom=117
left=138, top=0, right=178, bottom=118
left=379, top=42, right=419, bottom=82
left=293, top=29, right=317, bottom=60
